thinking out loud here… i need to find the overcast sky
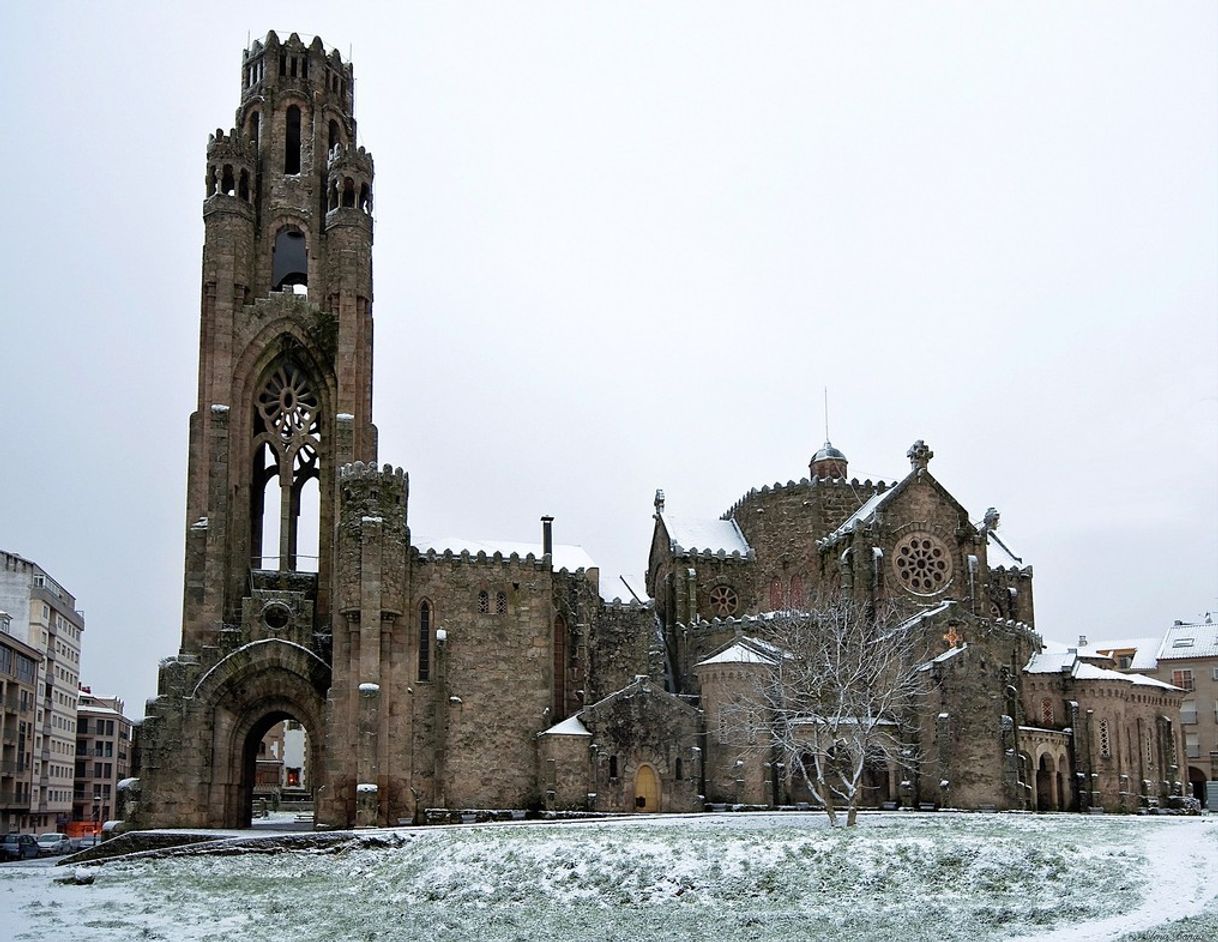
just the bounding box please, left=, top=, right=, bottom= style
left=1, top=2, right=1215, bottom=714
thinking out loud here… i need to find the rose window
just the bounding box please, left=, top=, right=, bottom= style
left=257, top=365, right=319, bottom=443
left=709, top=585, right=739, bottom=617
left=893, top=533, right=952, bottom=595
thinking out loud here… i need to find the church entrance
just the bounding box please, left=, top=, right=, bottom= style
left=634, top=764, right=661, bottom=812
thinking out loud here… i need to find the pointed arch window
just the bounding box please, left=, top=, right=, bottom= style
left=788, top=576, right=804, bottom=610
left=477, top=590, right=490, bottom=614
left=418, top=601, right=432, bottom=682
left=250, top=359, right=321, bottom=572
left=769, top=577, right=783, bottom=611
left=284, top=105, right=302, bottom=174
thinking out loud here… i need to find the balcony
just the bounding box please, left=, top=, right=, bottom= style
left=0, top=789, right=21, bottom=807
left=0, top=758, right=27, bottom=775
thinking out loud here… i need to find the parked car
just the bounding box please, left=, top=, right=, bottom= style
left=1, top=833, right=39, bottom=861
left=35, top=833, right=71, bottom=856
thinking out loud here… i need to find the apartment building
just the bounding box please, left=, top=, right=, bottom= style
left=0, top=615, right=41, bottom=832
left=0, top=552, right=85, bottom=831
left=73, top=691, right=134, bottom=827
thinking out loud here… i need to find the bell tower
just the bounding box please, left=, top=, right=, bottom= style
left=182, top=30, right=376, bottom=652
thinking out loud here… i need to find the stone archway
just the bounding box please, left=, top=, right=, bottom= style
left=191, top=639, right=331, bottom=828
left=1036, top=752, right=1057, bottom=812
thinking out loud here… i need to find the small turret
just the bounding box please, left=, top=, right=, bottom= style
left=810, top=440, right=848, bottom=480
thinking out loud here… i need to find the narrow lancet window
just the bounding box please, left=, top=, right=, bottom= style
left=284, top=105, right=302, bottom=174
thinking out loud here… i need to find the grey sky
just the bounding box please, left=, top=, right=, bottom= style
left=1, top=1, right=1215, bottom=713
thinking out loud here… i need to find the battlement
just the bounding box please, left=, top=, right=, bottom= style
left=327, top=141, right=374, bottom=175
left=410, top=546, right=562, bottom=573
left=720, top=476, right=889, bottom=522
left=338, top=462, right=407, bottom=530
left=207, top=128, right=256, bottom=162
left=204, top=128, right=256, bottom=204
left=241, top=31, right=355, bottom=113
left=601, top=597, right=653, bottom=611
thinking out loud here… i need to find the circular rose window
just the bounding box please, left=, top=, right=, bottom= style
left=708, top=585, right=739, bottom=617
left=262, top=602, right=292, bottom=631
left=893, top=533, right=952, bottom=595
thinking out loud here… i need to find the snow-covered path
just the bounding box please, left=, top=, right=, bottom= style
left=1014, top=816, right=1218, bottom=942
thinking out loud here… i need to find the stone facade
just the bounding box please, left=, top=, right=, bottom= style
left=134, top=34, right=1184, bottom=829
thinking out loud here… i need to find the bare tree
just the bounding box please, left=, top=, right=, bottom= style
left=733, top=597, right=931, bottom=826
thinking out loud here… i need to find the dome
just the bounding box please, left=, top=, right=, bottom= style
left=812, top=441, right=846, bottom=463
left=810, top=440, right=848, bottom=479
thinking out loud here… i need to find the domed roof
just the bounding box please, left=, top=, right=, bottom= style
left=812, top=440, right=846, bottom=462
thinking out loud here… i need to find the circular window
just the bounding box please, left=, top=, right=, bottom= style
left=708, top=585, right=739, bottom=617
left=893, top=533, right=952, bottom=595
left=262, top=602, right=292, bottom=631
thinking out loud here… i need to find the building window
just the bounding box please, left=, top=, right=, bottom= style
left=1186, top=732, right=1201, bottom=759
left=708, top=585, right=738, bottom=617
left=608, top=755, right=618, bottom=779
left=1182, top=700, right=1198, bottom=725
left=1172, top=669, right=1195, bottom=691
left=1040, top=698, right=1053, bottom=727
left=418, top=602, right=431, bottom=682
left=495, top=591, right=508, bottom=616
left=769, top=577, right=783, bottom=610
left=553, top=616, right=567, bottom=718
left=1099, top=719, right=1111, bottom=758
left=284, top=104, right=302, bottom=174
left=788, top=576, right=804, bottom=610
left=893, top=532, right=953, bottom=595
left=477, top=590, right=489, bottom=614
left=675, top=758, right=684, bottom=780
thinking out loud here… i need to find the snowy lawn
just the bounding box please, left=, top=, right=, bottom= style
left=3, top=812, right=1217, bottom=941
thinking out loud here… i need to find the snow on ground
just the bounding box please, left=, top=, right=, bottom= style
left=2, top=812, right=1216, bottom=941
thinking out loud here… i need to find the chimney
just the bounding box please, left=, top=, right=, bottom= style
left=541, top=515, right=554, bottom=557
left=1078, top=634, right=1088, bottom=647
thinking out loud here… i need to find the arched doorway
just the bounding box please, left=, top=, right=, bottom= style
left=1036, top=753, right=1057, bottom=812
left=635, top=764, right=661, bottom=812
left=238, top=710, right=317, bottom=827
left=189, top=639, right=330, bottom=828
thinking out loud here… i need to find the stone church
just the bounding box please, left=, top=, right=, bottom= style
left=132, top=33, right=1185, bottom=829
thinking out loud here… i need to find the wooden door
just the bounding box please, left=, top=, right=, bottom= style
left=635, top=764, right=660, bottom=812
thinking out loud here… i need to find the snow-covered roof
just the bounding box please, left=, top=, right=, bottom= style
left=1085, top=637, right=1161, bottom=671
left=540, top=714, right=591, bottom=736
left=416, top=536, right=596, bottom=572
left=1024, top=646, right=1180, bottom=690
left=660, top=513, right=751, bottom=557
left=986, top=533, right=1029, bottom=571
left=823, top=488, right=897, bottom=544
left=1024, top=647, right=1078, bottom=674
left=918, top=643, right=968, bottom=672
left=1156, top=621, right=1218, bottom=661
left=891, top=599, right=956, bottom=634
left=598, top=573, right=650, bottom=605
left=698, top=641, right=778, bottom=667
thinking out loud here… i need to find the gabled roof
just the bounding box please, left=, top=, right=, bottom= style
left=415, top=536, right=595, bottom=572
left=696, top=635, right=785, bottom=667
left=1156, top=621, right=1218, bottom=660
left=1086, top=637, right=1161, bottom=672
left=822, top=488, right=896, bottom=544
left=658, top=512, right=751, bottom=557
left=539, top=714, right=591, bottom=736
